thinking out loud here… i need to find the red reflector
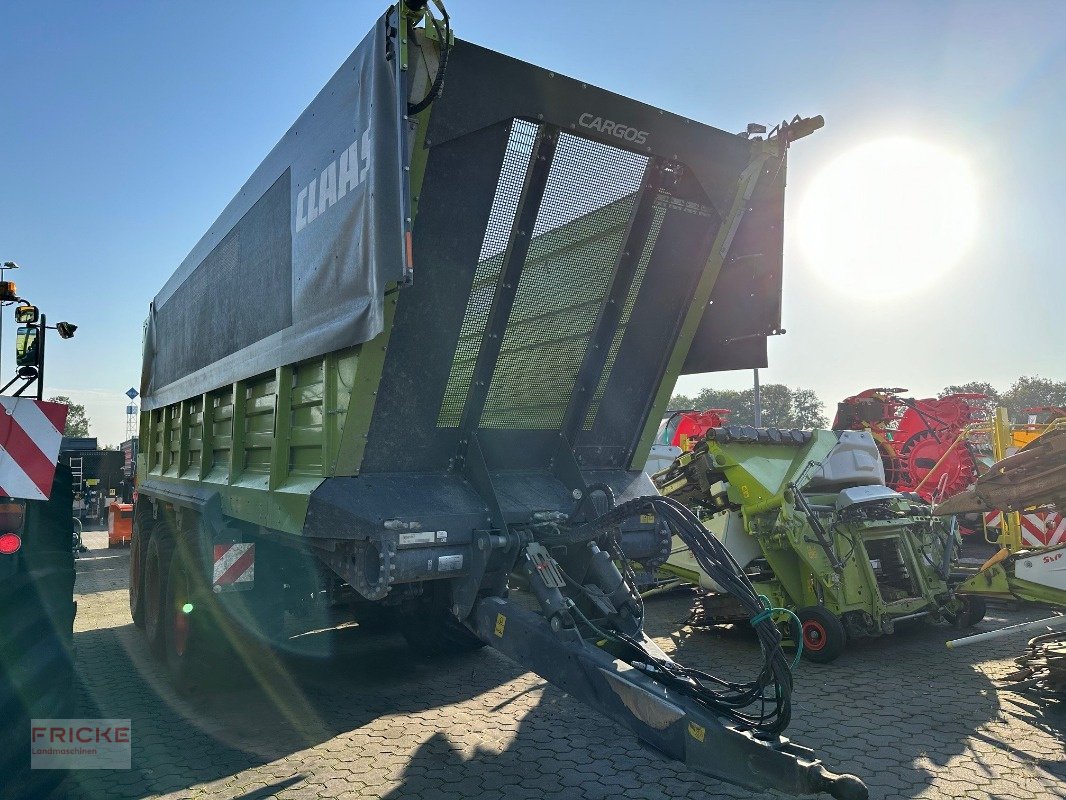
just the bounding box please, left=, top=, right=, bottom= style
left=0, top=533, right=21, bottom=555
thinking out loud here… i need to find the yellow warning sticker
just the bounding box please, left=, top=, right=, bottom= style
left=494, top=613, right=506, bottom=638
left=687, top=721, right=706, bottom=743
left=640, top=513, right=655, bottom=525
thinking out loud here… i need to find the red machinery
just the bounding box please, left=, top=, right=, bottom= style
left=662, top=409, right=732, bottom=451
left=833, top=388, right=988, bottom=503
left=675, top=409, right=730, bottom=449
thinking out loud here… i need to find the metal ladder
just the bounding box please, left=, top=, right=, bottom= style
left=69, top=455, right=84, bottom=495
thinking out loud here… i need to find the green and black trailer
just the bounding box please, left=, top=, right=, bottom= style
left=130, top=4, right=860, bottom=797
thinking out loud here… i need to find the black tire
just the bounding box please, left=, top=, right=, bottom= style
left=163, top=515, right=261, bottom=691
left=797, top=606, right=847, bottom=664
left=0, top=560, right=76, bottom=800
left=129, top=514, right=147, bottom=628
left=163, top=545, right=231, bottom=690
left=398, top=584, right=486, bottom=657
left=143, top=527, right=172, bottom=658
left=950, top=595, right=987, bottom=628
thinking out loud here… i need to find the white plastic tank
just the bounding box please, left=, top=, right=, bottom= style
left=805, top=430, right=887, bottom=490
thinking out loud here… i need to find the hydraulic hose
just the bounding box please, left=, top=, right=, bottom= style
left=555, top=494, right=796, bottom=735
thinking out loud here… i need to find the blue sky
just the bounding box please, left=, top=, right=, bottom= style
left=2, top=1, right=1064, bottom=443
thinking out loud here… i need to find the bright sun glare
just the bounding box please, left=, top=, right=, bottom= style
left=798, top=138, right=978, bottom=298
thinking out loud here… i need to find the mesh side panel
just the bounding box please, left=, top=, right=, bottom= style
left=154, top=170, right=291, bottom=388
left=531, top=135, right=647, bottom=237
left=481, top=133, right=648, bottom=429
left=437, top=120, right=539, bottom=427
left=584, top=197, right=668, bottom=429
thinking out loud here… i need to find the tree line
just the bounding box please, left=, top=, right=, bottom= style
left=668, top=385, right=828, bottom=429
left=939, top=376, right=1066, bottom=421
left=47, top=395, right=91, bottom=437
left=669, top=375, right=1066, bottom=432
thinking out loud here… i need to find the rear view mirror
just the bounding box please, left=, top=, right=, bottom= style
left=15, top=305, right=38, bottom=324
left=15, top=325, right=38, bottom=368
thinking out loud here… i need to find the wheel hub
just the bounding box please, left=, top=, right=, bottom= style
left=803, top=620, right=827, bottom=650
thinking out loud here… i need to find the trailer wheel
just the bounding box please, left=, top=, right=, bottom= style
left=399, top=584, right=486, bottom=657
left=950, top=595, right=987, bottom=628
left=129, top=501, right=155, bottom=628
left=143, top=527, right=172, bottom=658
left=163, top=547, right=223, bottom=688
left=797, top=606, right=847, bottom=664
left=129, top=518, right=147, bottom=628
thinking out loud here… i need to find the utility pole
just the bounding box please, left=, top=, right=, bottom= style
left=753, top=368, right=762, bottom=427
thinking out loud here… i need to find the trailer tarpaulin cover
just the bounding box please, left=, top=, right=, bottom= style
left=141, top=16, right=405, bottom=410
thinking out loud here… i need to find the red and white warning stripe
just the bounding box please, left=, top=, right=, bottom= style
left=213, top=543, right=255, bottom=589
left=1021, top=511, right=1066, bottom=548
left=983, top=511, right=1003, bottom=529
left=1047, top=513, right=1066, bottom=547
left=0, top=398, right=67, bottom=501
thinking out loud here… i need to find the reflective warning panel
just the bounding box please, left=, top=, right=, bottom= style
left=212, top=543, right=255, bottom=591
left=0, top=398, right=67, bottom=500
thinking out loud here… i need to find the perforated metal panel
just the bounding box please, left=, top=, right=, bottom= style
left=361, top=39, right=775, bottom=476
left=437, top=120, right=539, bottom=426
left=584, top=197, right=668, bottom=429
left=480, top=133, right=648, bottom=429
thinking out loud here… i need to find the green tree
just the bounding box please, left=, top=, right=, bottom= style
left=790, top=388, right=830, bottom=429
left=47, top=395, right=91, bottom=437
left=668, top=384, right=828, bottom=429
left=939, top=381, right=1000, bottom=419
left=690, top=387, right=748, bottom=417
left=1000, top=376, right=1066, bottom=420
left=667, top=394, right=695, bottom=411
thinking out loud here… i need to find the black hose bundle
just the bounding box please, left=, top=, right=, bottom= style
left=564, top=495, right=795, bottom=735
left=407, top=1, right=451, bottom=116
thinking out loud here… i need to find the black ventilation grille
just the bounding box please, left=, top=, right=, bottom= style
left=480, top=133, right=647, bottom=429
left=437, top=120, right=539, bottom=427
left=584, top=197, right=668, bottom=429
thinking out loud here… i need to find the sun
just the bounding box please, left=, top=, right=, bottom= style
left=797, top=138, right=978, bottom=298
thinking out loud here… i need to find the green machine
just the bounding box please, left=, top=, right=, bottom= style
left=128, top=2, right=869, bottom=797
left=654, top=426, right=985, bottom=662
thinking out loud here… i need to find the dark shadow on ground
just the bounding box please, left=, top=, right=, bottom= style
left=993, top=695, right=1066, bottom=779
left=68, top=621, right=527, bottom=800
left=660, top=595, right=1062, bottom=799
left=65, top=568, right=1064, bottom=800
left=374, top=593, right=1062, bottom=800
